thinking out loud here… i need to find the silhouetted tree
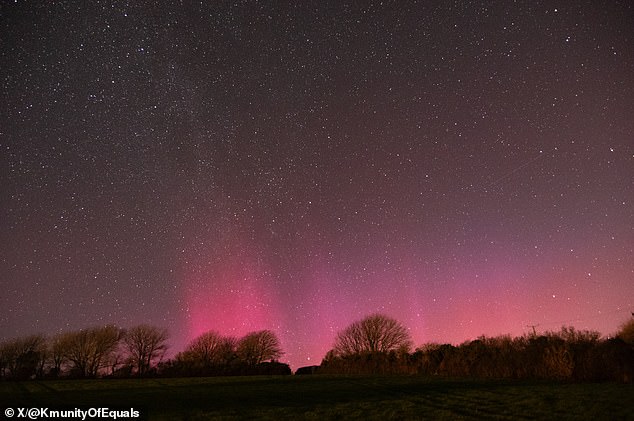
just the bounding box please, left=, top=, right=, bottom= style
left=47, top=334, right=68, bottom=378
left=0, top=334, right=46, bottom=379
left=237, top=330, right=283, bottom=365
left=333, top=314, right=412, bottom=356
left=412, top=343, right=447, bottom=375
left=60, top=325, right=123, bottom=378
left=181, top=330, right=237, bottom=368
left=123, top=325, right=168, bottom=376
left=617, top=318, right=634, bottom=346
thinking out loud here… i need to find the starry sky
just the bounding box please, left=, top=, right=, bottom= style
left=1, top=1, right=633, bottom=370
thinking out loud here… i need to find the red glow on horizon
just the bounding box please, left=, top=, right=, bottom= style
left=174, top=238, right=632, bottom=370
left=181, top=239, right=284, bottom=345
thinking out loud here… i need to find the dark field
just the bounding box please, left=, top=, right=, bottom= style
left=1, top=376, right=632, bottom=420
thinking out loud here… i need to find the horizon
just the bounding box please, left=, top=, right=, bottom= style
left=4, top=310, right=631, bottom=371
left=2, top=2, right=633, bottom=373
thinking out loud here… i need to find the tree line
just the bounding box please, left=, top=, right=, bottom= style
left=2, top=314, right=632, bottom=381
left=0, top=325, right=288, bottom=380
left=316, top=314, right=634, bottom=383
left=160, top=329, right=290, bottom=377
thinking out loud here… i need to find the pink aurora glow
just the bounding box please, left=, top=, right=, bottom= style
left=177, top=238, right=631, bottom=370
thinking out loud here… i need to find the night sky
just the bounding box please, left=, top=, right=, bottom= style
left=1, top=1, right=633, bottom=370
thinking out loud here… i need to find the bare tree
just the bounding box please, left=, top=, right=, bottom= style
left=0, top=339, right=18, bottom=379
left=48, top=334, right=68, bottom=377
left=182, top=331, right=236, bottom=366
left=122, top=325, right=169, bottom=376
left=237, top=330, right=283, bottom=365
left=333, top=314, right=412, bottom=356
left=0, top=334, right=46, bottom=379
left=60, top=325, right=123, bottom=377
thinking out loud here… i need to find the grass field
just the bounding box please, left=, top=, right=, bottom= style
left=1, top=375, right=632, bottom=420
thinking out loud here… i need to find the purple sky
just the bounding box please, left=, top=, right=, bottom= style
left=1, top=1, right=633, bottom=370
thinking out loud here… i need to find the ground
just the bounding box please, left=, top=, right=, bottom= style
left=1, top=375, right=632, bottom=420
